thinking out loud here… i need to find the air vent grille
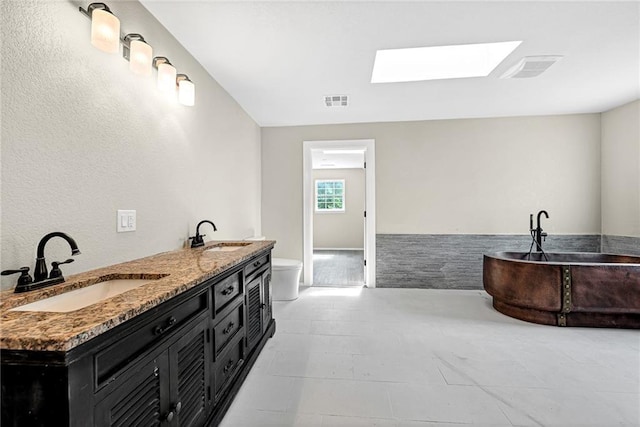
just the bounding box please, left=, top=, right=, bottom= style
left=324, top=95, right=349, bottom=107
left=501, top=56, right=562, bottom=79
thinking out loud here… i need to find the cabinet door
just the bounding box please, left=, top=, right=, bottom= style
left=94, top=352, right=169, bottom=427
left=261, top=271, right=272, bottom=334
left=168, top=320, right=209, bottom=427
left=245, top=276, right=263, bottom=352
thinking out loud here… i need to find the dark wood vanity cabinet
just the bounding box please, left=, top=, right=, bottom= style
left=1, top=249, right=275, bottom=427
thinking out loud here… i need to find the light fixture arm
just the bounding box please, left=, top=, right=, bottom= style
left=78, top=2, right=113, bottom=19
left=153, top=56, right=173, bottom=69
left=176, top=74, right=192, bottom=85
left=122, top=33, right=146, bottom=61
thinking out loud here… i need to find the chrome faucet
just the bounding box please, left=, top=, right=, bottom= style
left=189, top=220, right=217, bottom=248
left=1, top=232, right=81, bottom=293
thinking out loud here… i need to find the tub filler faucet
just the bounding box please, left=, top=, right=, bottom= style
left=527, top=211, right=549, bottom=260
left=1, top=231, right=81, bottom=293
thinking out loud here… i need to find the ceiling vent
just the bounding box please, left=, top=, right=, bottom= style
left=324, top=95, right=349, bottom=107
left=500, top=56, right=563, bottom=79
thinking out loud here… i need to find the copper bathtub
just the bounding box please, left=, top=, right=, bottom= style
left=483, top=252, right=640, bottom=328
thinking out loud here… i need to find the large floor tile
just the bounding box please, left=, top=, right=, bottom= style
left=268, top=351, right=355, bottom=379
left=219, top=409, right=323, bottom=427
left=388, top=383, right=511, bottom=424
left=288, top=378, right=394, bottom=418
left=489, top=385, right=640, bottom=426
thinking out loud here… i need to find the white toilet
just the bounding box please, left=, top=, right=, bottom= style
left=245, top=237, right=303, bottom=301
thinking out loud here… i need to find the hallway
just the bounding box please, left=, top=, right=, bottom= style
left=313, top=250, right=364, bottom=287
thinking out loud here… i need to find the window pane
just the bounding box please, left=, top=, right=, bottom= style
left=315, top=180, right=345, bottom=211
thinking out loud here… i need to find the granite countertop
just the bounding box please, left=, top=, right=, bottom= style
left=0, top=240, right=275, bottom=352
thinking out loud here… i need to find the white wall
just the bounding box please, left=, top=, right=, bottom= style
left=262, top=114, right=601, bottom=261
left=1, top=1, right=261, bottom=290
left=601, top=99, right=640, bottom=237
left=313, top=168, right=365, bottom=249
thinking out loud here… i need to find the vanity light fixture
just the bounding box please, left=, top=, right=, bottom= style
left=176, top=74, right=195, bottom=106
left=122, top=34, right=153, bottom=75
left=153, top=57, right=177, bottom=92
left=79, top=3, right=121, bottom=54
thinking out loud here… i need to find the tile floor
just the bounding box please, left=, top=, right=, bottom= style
left=220, top=287, right=640, bottom=427
left=313, top=250, right=365, bottom=287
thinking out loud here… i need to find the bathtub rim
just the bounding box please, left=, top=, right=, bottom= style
left=485, top=251, right=640, bottom=267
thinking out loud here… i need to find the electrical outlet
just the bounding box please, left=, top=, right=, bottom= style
left=117, top=210, right=136, bottom=232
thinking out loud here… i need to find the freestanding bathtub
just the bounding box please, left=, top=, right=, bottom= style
left=483, top=252, right=640, bottom=328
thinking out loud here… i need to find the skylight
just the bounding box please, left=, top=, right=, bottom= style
left=371, top=41, right=522, bottom=83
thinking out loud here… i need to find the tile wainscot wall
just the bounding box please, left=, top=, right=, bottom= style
left=376, top=234, right=604, bottom=289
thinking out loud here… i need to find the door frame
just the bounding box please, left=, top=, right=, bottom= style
left=303, top=139, right=376, bottom=287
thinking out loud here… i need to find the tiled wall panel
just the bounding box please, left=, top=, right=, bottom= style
left=601, top=235, right=640, bottom=256
left=376, top=234, right=601, bottom=289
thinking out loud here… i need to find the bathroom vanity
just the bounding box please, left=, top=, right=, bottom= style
left=0, top=240, right=275, bottom=427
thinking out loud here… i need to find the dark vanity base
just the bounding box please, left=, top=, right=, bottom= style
left=2, top=248, right=276, bottom=427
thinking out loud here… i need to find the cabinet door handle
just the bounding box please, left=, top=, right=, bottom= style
left=221, top=285, right=235, bottom=296
left=223, top=359, right=235, bottom=374
left=222, top=322, right=235, bottom=335
left=253, top=261, right=261, bottom=267
left=223, top=358, right=245, bottom=376
left=162, top=402, right=181, bottom=422
left=154, top=316, right=177, bottom=335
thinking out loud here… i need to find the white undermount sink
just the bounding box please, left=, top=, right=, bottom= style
left=203, top=242, right=251, bottom=253
left=9, top=277, right=162, bottom=313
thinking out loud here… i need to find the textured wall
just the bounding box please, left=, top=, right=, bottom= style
left=377, top=234, right=602, bottom=289
left=601, top=99, right=640, bottom=238
left=1, top=1, right=261, bottom=290
left=313, top=168, right=365, bottom=249
left=262, top=114, right=602, bottom=262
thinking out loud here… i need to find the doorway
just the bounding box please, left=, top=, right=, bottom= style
left=303, top=139, right=376, bottom=287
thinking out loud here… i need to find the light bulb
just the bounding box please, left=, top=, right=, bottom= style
left=178, top=79, right=195, bottom=106
left=129, top=40, right=153, bottom=75
left=157, top=63, right=177, bottom=92
left=91, top=8, right=120, bottom=53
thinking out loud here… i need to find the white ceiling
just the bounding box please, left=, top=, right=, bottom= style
left=140, top=1, right=640, bottom=127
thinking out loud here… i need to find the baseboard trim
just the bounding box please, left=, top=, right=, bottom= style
left=313, top=248, right=364, bottom=251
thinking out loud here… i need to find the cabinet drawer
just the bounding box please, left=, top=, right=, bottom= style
left=95, top=290, right=208, bottom=388
left=214, top=271, right=242, bottom=313
left=213, top=303, right=244, bottom=356
left=244, top=253, right=270, bottom=280
left=214, top=335, right=244, bottom=400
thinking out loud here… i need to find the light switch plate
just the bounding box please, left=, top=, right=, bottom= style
left=117, top=210, right=136, bottom=232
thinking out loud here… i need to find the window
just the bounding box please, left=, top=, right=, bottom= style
left=315, top=179, right=345, bottom=212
